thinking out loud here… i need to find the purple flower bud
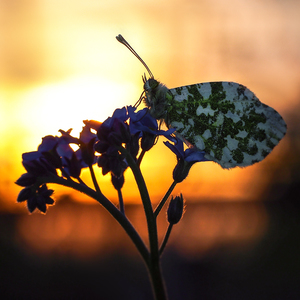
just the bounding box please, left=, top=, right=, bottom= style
left=41, top=148, right=62, bottom=169
left=167, top=194, right=185, bottom=224
left=141, top=132, right=156, bottom=151
left=97, top=117, right=130, bottom=147
left=172, top=158, right=192, bottom=183
left=17, top=187, right=32, bottom=202
left=97, top=121, right=112, bottom=141
left=22, top=159, right=49, bottom=177
left=111, top=118, right=131, bottom=143
left=111, top=173, right=124, bottom=190
left=15, top=173, right=37, bottom=187
left=97, top=147, right=127, bottom=178
left=94, top=140, right=110, bottom=153
left=62, top=152, right=82, bottom=178
left=127, top=132, right=140, bottom=160
left=80, top=137, right=96, bottom=166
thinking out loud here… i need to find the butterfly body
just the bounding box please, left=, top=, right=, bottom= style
left=116, top=34, right=286, bottom=169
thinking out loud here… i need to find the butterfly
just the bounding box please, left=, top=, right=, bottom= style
left=116, top=34, right=287, bottom=169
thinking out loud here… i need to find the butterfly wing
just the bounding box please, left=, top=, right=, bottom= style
left=167, top=81, right=286, bottom=168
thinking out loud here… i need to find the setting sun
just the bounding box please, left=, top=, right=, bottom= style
left=17, top=75, right=138, bottom=137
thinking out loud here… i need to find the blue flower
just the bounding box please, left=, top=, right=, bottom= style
left=17, top=184, right=54, bottom=213
left=96, top=108, right=131, bottom=150
left=94, top=108, right=131, bottom=178
left=61, top=152, right=82, bottom=179
left=164, top=140, right=207, bottom=163
left=21, top=135, right=61, bottom=178
left=128, top=106, right=176, bottom=151
left=16, top=135, right=65, bottom=213
left=59, top=125, right=98, bottom=173
left=16, top=125, right=99, bottom=213
left=97, top=146, right=127, bottom=177
left=57, top=123, right=99, bottom=168
left=164, top=139, right=209, bottom=183
left=128, top=106, right=175, bottom=138
left=128, top=107, right=157, bottom=135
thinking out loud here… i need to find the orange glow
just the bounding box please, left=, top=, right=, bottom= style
left=16, top=200, right=268, bottom=259
left=1, top=0, right=299, bottom=213
left=172, top=202, right=269, bottom=258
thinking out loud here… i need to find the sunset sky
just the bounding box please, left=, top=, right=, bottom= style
left=1, top=0, right=299, bottom=212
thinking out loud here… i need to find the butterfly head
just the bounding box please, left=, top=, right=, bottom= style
left=143, top=76, right=159, bottom=92
left=116, top=34, right=169, bottom=120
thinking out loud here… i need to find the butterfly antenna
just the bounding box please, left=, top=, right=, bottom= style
left=116, top=34, right=154, bottom=78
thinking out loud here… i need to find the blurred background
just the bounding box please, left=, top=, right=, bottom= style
left=0, top=0, right=300, bottom=299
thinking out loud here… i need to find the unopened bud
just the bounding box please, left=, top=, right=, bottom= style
left=172, top=158, right=193, bottom=183
left=167, top=194, right=185, bottom=224
left=80, top=138, right=96, bottom=165
left=111, top=173, right=125, bottom=190
left=141, top=132, right=156, bottom=151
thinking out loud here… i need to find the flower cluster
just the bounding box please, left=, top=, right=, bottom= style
left=93, top=106, right=178, bottom=190
left=16, top=124, right=98, bottom=213
left=16, top=105, right=208, bottom=213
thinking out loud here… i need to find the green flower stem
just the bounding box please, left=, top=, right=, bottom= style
left=117, top=188, right=125, bottom=214
left=77, top=177, right=87, bottom=186
left=137, top=149, right=146, bottom=166
left=89, top=165, right=101, bottom=194
left=38, top=174, right=149, bottom=263
left=159, top=224, right=173, bottom=256
left=148, top=259, right=168, bottom=300
left=119, top=147, right=167, bottom=300
left=154, top=180, right=177, bottom=219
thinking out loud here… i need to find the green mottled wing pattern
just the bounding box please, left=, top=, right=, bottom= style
left=166, top=81, right=286, bottom=168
